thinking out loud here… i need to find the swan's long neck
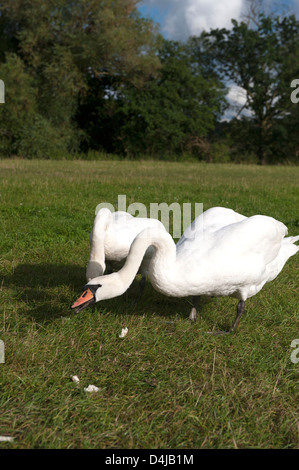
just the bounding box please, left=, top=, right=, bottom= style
left=118, top=227, right=176, bottom=294
left=88, top=209, right=112, bottom=273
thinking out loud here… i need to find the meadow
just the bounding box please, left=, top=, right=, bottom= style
left=0, top=158, right=298, bottom=449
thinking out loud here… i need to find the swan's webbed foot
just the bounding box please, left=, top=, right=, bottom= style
left=207, top=300, right=245, bottom=335
left=189, top=296, right=200, bottom=322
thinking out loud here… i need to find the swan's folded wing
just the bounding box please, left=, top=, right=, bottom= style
left=176, top=207, right=246, bottom=256
left=206, top=216, right=287, bottom=281
left=177, top=215, right=288, bottom=289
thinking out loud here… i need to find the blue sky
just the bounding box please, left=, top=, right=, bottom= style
left=138, top=0, right=299, bottom=40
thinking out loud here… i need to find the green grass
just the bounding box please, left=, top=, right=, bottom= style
left=0, top=159, right=298, bottom=449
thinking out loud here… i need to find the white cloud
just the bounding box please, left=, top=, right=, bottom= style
left=140, top=0, right=299, bottom=40
left=183, top=0, right=243, bottom=36
left=223, top=84, right=253, bottom=120
left=140, top=0, right=243, bottom=39
left=227, top=84, right=247, bottom=108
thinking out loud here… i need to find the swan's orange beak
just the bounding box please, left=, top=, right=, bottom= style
left=71, top=288, right=95, bottom=313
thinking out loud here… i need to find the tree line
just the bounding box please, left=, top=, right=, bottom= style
left=0, top=0, right=298, bottom=164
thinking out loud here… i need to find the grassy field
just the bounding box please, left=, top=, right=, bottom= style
left=0, top=159, right=298, bottom=449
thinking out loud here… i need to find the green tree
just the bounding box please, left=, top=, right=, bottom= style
left=0, top=53, right=36, bottom=155
left=203, top=14, right=299, bottom=163
left=0, top=53, right=72, bottom=157
left=0, top=0, right=161, bottom=156
left=113, top=39, right=226, bottom=157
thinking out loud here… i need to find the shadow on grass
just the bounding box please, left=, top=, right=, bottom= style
left=110, top=281, right=218, bottom=323
left=4, top=262, right=218, bottom=326
left=4, top=262, right=86, bottom=323
left=5, top=262, right=85, bottom=289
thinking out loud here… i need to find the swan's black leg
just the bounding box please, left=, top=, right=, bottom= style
left=229, top=300, right=245, bottom=333
left=189, top=296, right=200, bottom=322
left=207, top=300, right=245, bottom=335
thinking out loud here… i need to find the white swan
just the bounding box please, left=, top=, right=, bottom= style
left=73, top=207, right=299, bottom=333
left=86, top=208, right=165, bottom=296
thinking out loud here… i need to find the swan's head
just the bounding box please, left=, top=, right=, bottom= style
left=71, top=273, right=125, bottom=313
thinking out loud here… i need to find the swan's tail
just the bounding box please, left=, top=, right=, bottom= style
left=283, top=235, right=299, bottom=256
left=286, top=234, right=299, bottom=244
left=266, top=234, right=298, bottom=283
left=277, top=235, right=299, bottom=274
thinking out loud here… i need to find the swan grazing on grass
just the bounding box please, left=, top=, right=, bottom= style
left=73, top=207, right=299, bottom=334
left=86, top=208, right=165, bottom=297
